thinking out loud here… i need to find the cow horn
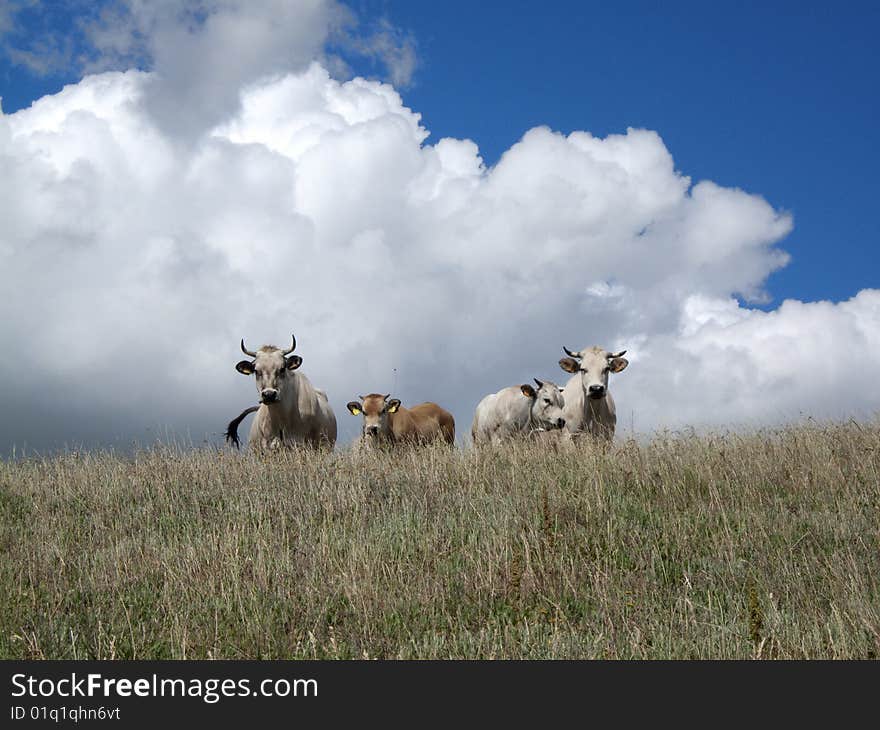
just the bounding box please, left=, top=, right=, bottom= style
left=608, top=350, right=627, bottom=359
left=563, top=346, right=579, bottom=358
left=240, top=339, right=257, bottom=358
left=534, top=378, right=544, bottom=389
left=281, top=334, right=296, bottom=356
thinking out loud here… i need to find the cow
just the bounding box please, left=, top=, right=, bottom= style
left=346, top=393, right=455, bottom=448
left=471, top=379, right=566, bottom=445
left=558, top=345, right=629, bottom=441
left=225, top=334, right=337, bottom=450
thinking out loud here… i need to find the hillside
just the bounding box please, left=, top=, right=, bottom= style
left=1, top=421, right=878, bottom=659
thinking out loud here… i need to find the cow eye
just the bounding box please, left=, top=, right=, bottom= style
left=543, top=398, right=551, bottom=404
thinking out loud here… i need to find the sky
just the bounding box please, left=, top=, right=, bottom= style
left=0, top=0, right=878, bottom=454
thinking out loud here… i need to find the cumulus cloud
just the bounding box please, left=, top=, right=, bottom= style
left=82, top=0, right=349, bottom=136
left=1, top=6, right=878, bottom=454
left=618, top=290, right=880, bottom=433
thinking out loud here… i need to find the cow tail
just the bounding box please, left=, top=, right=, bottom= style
left=225, top=405, right=260, bottom=449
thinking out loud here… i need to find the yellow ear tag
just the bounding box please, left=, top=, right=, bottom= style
left=351, top=408, right=361, bottom=415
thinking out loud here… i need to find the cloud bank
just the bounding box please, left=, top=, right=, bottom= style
left=1, top=3, right=878, bottom=453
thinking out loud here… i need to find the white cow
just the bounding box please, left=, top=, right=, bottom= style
left=225, top=334, right=337, bottom=450
left=558, top=345, right=629, bottom=441
left=472, top=379, right=566, bottom=445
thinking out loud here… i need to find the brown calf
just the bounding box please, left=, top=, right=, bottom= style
left=347, top=393, right=455, bottom=447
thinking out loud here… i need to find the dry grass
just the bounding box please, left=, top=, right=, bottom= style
left=1, top=420, right=879, bottom=659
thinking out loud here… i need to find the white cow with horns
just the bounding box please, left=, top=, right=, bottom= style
left=225, top=334, right=337, bottom=450
left=558, top=345, right=629, bottom=441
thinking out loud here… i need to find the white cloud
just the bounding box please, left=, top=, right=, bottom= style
left=1, top=10, right=878, bottom=453
left=81, top=0, right=349, bottom=136
left=617, top=290, right=880, bottom=433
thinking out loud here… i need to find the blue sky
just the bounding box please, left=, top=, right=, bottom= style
left=2, top=1, right=877, bottom=306
left=363, top=1, right=879, bottom=307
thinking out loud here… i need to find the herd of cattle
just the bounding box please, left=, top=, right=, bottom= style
left=225, top=334, right=629, bottom=450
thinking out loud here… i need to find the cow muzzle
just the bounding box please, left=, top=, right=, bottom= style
left=556, top=418, right=566, bottom=429
left=365, top=425, right=380, bottom=437
left=261, top=389, right=279, bottom=404
left=588, top=385, right=605, bottom=399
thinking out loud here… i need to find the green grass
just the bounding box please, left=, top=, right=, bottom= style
left=1, top=420, right=879, bottom=658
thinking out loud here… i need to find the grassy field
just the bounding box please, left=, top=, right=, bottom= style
left=1, top=421, right=878, bottom=659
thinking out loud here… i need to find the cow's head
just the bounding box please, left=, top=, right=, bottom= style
left=235, top=334, right=302, bottom=405
left=347, top=393, right=399, bottom=441
left=559, top=345, right=628, bottom=399
left=521, top=378, right=566, bottom=430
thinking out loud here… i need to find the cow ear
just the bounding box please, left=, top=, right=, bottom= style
left=285, top=355, right=303, bottom=370
left=559, top=357, right=579, bottom=373
left=520, top=384, right=537, bottom=399
left=346, top=401, right=362, bottom=416
left=609, top=357, right=629, bottom=373
left=387, top=399, right=401, bottom=413
left=236, top=360, right=255, bottom=375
